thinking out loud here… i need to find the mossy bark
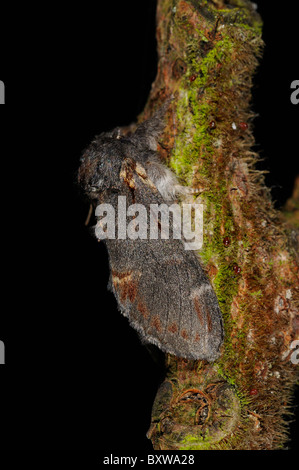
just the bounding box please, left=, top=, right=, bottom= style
left=136, top=0, right=298, bottom=450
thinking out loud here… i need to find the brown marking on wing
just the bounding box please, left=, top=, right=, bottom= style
left=181, top=329, right=189, bottom=340
left=137, top=301, right=150, bottom=320
left=206, top=309, right=213, bottom=332
left=112, top=270, right=133, bottom=281
left=194, top=333, right=201, bottom=342
left=120, top=159, right=137, bottom=189
left=135, top=162, right=157, bottom=191
left=193, top=296, right=204, bottom=326
left=135, top=162, right=147, bottom=179
left=150, top=315, right=162, bottom=332
left=168, top=322, right=178, bottom=334
left=112, top=270, right=138, bottom=303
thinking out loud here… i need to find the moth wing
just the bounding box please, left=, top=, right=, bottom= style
left=108, top=158, right=223, bottom=361
left=109, top=239, right=223, bottom=361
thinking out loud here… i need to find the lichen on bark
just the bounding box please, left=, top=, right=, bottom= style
left=136, top=0, right=299, bottom=450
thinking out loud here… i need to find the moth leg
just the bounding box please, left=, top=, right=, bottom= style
left=84, top=203, right=93, bottom=226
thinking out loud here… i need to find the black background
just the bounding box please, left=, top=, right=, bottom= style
left=0, top=0, right=298, bottom=456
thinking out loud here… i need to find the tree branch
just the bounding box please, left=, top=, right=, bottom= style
left=139, top=0, right=299, bottom=450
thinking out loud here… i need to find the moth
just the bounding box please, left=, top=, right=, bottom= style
left=78, top=101, right=224, bottom=361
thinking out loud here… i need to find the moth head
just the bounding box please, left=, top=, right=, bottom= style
left=78, top=98, right=172, bottom=198
left=78, top=130, right=126, bottom=198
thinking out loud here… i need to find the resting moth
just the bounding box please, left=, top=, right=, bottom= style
left=78, top=101, right=224, bottom=361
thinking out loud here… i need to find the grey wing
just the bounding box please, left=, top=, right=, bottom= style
left=106, top=158, right=223, bottom=361
left=108, top=237, right=223, bottom=361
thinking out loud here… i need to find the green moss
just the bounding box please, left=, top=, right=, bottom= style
left=249, top=289, right=263, bottom=298
left=180, top=433, right=213, bottom=450
left=170, top=31, right=239, bottom=345
left=170, top=36, right=234, bottom=181
left=187, top=0, right=262, bottom=36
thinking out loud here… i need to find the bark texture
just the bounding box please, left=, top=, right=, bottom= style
left=134, top=0, right=299, bottom=450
